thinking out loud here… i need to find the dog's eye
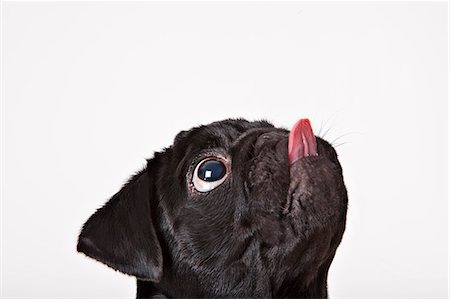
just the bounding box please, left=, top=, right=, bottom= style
left=192, top=158, right=228, bottom=192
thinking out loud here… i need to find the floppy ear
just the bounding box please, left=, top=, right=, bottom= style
left=77, top=161, right=163, bottom=282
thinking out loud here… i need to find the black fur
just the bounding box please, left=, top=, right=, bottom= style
left=77, top=118, right=348, bottom=298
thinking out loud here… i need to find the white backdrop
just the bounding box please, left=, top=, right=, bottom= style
left=1, top=2, right=448, bottom=298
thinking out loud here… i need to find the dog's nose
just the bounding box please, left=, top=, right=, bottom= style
left=230, top=129, right=288, bottom=169
left=253, top=130, right=288, bottom=158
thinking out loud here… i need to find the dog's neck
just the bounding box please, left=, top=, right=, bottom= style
left=135, top=270, right=330, bottom=299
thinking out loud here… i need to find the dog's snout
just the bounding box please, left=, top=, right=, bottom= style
left=254, top=131, right=288, bottom=158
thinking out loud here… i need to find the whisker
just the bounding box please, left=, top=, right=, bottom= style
left=329, top=131, right=363, bottom=145
left=316, top=118, right=327, bottom=137
left=320, top=126, right=333, bottom=139
left=333, top=141, right=351, bottom=148
left=317, top=112, right=340, bottom=139
left=317, top=120, right=325, bottom=137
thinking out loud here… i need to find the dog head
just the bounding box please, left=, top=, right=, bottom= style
left=77, top=118, right=347, bottom=297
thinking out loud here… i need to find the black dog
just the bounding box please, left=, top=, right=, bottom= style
left=77, top=118, right=348, bottom=298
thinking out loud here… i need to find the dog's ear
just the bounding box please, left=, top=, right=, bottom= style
left=77, top=158, right=163, bottom=282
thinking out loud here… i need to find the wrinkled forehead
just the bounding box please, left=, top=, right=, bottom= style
left=173, top=119, right=276, bottom=155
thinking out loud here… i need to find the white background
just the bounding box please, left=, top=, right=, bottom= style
left=1, top=1, right=448, bottom=298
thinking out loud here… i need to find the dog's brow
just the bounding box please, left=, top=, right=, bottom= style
left=231, top=127, right=274, bottom=147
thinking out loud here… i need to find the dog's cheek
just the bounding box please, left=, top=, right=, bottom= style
left=170, top=187, right=238, bottom=268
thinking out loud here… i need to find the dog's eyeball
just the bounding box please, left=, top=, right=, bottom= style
left=192, top=158, right=228, bottom=192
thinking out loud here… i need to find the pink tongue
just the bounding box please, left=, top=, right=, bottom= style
left=288, top=118, right=318, bottom=164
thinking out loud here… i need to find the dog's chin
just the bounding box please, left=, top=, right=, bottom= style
left=283, top=154, right=346, bottom=239
left=284, top=156, right=320, bottom=216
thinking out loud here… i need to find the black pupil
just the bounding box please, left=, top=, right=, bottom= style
left=198, top=160, right=226, bottom=182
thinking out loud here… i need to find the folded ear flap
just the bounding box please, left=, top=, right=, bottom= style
left=77, top=163, right=163, bottom=282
